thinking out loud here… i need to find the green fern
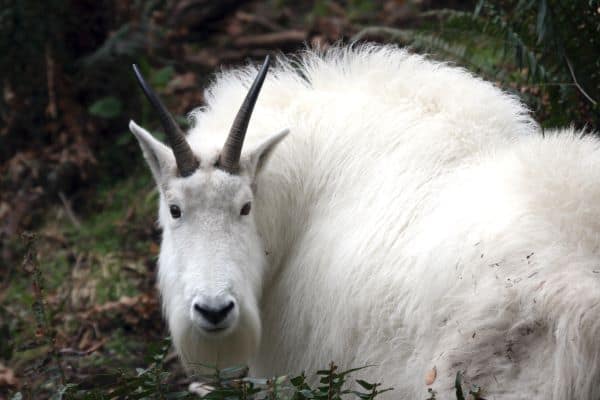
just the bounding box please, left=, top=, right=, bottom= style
left=353, top=1, right=599, bottom=129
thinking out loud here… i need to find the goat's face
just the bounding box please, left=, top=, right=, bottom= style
left=159, top=168, right=262, bottom=334
left=128, top=58, right=288, bottom=368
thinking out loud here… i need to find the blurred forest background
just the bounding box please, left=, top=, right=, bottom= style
left=0, top=0, right=599, bottom=398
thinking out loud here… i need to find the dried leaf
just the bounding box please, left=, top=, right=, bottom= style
left=0, top=364, right=18, bottom=387
left=425, top=366, right=437, bottom=386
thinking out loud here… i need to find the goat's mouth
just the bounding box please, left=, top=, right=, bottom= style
left=194, top=323, right=236, bottom=338
left=203, top=326, right=227, bottom=333
left=191, top=314, right=238, bottom=337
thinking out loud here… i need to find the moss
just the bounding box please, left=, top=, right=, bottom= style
left=65, top=172, right=157, bottom=254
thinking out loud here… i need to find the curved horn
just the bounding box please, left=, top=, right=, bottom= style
left=132, top=64, right=199, bottom=177
left=219, top=56, right=271, bottom=174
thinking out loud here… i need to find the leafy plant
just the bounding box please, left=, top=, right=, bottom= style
left=454, top=371, right=485, bottom=400
left=89, top=97, right=123, bottom=119
left=353, top=0, right=600, bottom=129
left=183, top=362, right=392, bottom=400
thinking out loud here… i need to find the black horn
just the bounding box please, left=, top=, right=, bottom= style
left=219, top=56, right=271, bottom=174
left=132, top=64, right=199, bottom=177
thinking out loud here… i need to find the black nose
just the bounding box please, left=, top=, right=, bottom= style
left=194, top=301, right=235, bottom=325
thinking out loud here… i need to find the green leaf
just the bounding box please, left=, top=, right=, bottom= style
left=243, top=377, right=269, bottom=385
left=348, top=391, right=373, bottom=399
left=535, top=0, right=547, bottom=44
left=337, top=365, right=375, bottom=377
left=455, top=371, right=465, bottom=400
left=50, top=384, right=78, bottom=400
left=299, top=389, right=315, bottom=398
left=151, top=66, right=175, bottom=87
left=474, top=0, right=484, bottom=17
left=116, top=132, right=133, bottom=146
left=175, top=115, right=190, bottom=129
left=319, top=376, right=331, bottom=384
left=527, top=51, right=537, bottom=80
left=355, top=380, right=375, bottom=390
left=290, top=375, right=306, bottom=387
left=89, top=96, right=123, bottom=119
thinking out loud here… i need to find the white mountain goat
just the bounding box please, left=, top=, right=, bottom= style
left=128, top=45, right=600, bottom=399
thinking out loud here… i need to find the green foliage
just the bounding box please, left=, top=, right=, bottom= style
left=89, top=97, right=124, bottom=119
left=151, top=66, right=176, bottom=88
left=470, top=0, right=599, bottom=127
left=67, top=173, right=156, bottom=254
left=21, top=354, right=488, bottom=400
left=19, top=233, right=66, bottom=389
left=354, top=0, right=600, bottom=129
left=36, top=359, right=393, bottom=400
left=346, top=0, right=377, bottom=21
left=11, top=338, right=195, bottom=400
left=191, top=363, right=374, bottom=400
left=453, top=371, right=485, bottom=400
left=454, top=372, right=465, bottom=400
left=3, top=175, right=158, bottom=398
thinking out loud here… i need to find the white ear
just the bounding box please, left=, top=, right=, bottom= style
left=129, top=120, right=174, bottom=184
left=246, top=129, right=290, bottom=177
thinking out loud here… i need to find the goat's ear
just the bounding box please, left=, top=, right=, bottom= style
left=246, top=129, right=289, bottom=177
left=129, top=120, right=173, bottom=184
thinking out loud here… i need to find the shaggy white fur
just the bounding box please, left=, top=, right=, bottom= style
left=132, top=44, right=600, bottom=399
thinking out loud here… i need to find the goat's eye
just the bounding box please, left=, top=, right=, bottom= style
left=240, top=202, right=251, bottom=216
left=169, top=205, right=181, bottom=219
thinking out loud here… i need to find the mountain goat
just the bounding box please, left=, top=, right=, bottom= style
left=129, top=45, right=600, bottom=399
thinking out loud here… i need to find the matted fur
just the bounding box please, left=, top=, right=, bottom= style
left=137, top=45, right=600, bottom=399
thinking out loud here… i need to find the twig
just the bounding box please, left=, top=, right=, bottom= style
left=185, top=48, right=270, bottom=68
left=45, top=42, right=57, bottom=119
left=236, top=11, right=284, bottom=32
left=233, top=30, right=306, bottom=48
left=59, top=338, right=107, bottom=356
left=169, top=0, right=243, bottom=27
left=564, top=56, right=597, bottom=106
left=58, top=191, right=82, bottom=229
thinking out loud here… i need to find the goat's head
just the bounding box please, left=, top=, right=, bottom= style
left=128, top=57, right=288, bottom=368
